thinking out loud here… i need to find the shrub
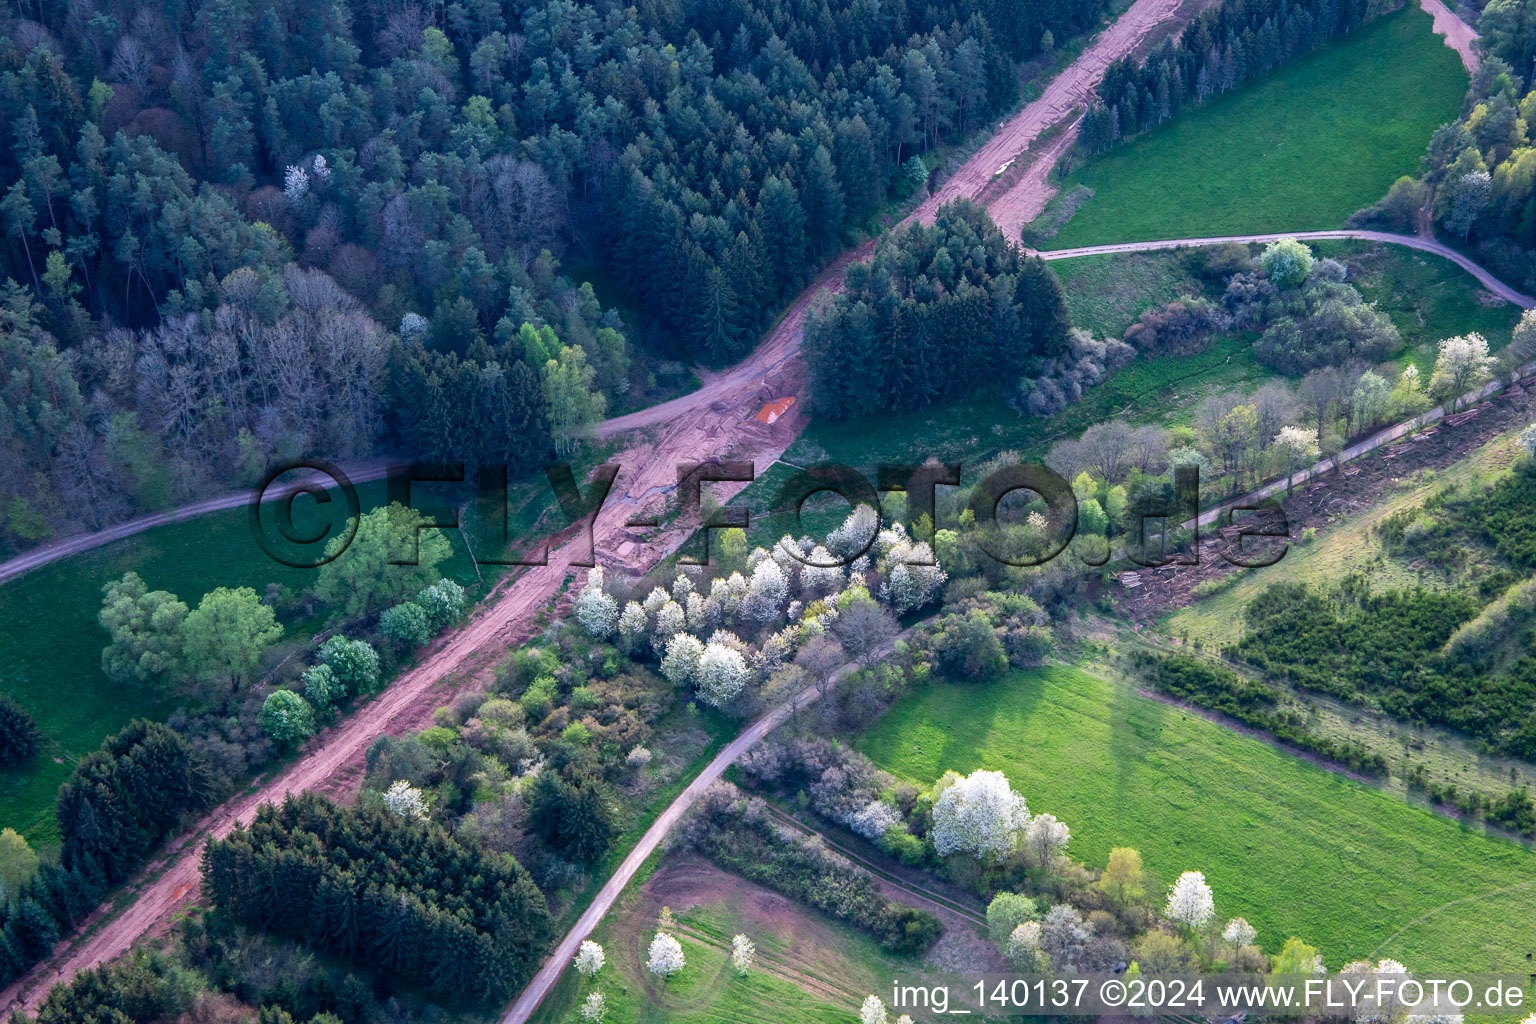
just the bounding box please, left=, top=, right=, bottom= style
left=318, top=636, right=380, bottom=695
left=0, top=696, right=41, bottom=766
left=379, top=602, right=433, bottom=649
left=928, top=610, right=1007, bottom=681
left=1260, top=238, right=1314, bottom=291
left=1254, top=297, right=1399, bottom=373
left=685, top=784, right=942, bottom=955
left=1136, top=652, right=1388, bottom=776
left=301, top=664, right=344, bottom=710
left=416, top=578, right=467, bottom=631
left=1123, top=296, right=1223, bottom=356
left=259, top=691, right=316, bottom=748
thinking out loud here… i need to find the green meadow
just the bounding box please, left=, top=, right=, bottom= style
left=1045, top=6, right=1467, bottom=248
left=861, top=666, right=1536, bottom=972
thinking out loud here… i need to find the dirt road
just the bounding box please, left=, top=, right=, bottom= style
left=911, top=0, right=1203, bottom=237
left=10, top=0, right=1507, bottom=1012
left=2, top=329, right=805, bottom=1013
left=1034, top=229, right=1536, bottom=305
left=1419, top=0, right=1479, bottom=72
left=0, top=462, right=395, bottom=587
left=1187, top=359, right=1536, bottom=531
left=0, top=0, right=1196, bottom=589
left=2, top=0, right=1156, bottom=998
left=498, top=684, right=823, bottom=1024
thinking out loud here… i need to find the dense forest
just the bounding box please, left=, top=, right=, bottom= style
left=203, top=791, right=551, bottom=1008
left=1348, top=0, right=1536, bottom=286
left=57, top=719, right=216, bottom=883
left=0, top=0, right=1111, bottom=550
left=804, top=199, right=1071, bottom=417
left=1076, top=0, right=1371, bottom=154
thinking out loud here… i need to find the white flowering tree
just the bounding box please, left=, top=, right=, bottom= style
left=685, top=591, right=711, bottom=631
left=575, top=568, right=619, bottom=638
left=1006, top=921, right=1045, bottom=970
left=580, top=992, right=606, bottom=1022
left=828, top=505, right=880, bottom=561
left=881, top=541, right=947, bottom=614
left=646, top=932, right=686, bottom=978
left=929, top=769, right=1031, bottom=863
left=660, top=633, right=705, bottom=687
left=744, top=558, right=790, bottom=623
left=731, top=933, right=756, bottom=974
left=1223, top=917, right=1257, bottom=948
left=696, top=642, right=749, bottom=707
left=653, top=600, right=686, bottom=653
left=799, top=546, right=845, bottom=595
left=383, top=779, right=427, bottom=819
left=1165, top=870, right=1215, bottom=929
left=1024, top=812, right=1070, bottom=866
left=1272, top=426, right=1321, bottom=495
left=642, top=586, right=671, bottom=616
left=617, top=601, right=647, bottom=652
left=859, top=994, right=889, bottom=1024
left=399, top=312, right=429, bottom=339
left=711, top=573, right=748, bottom=619
left=1429, top=332, right=1496, bottom=411
left=573, top=939, right=606, bottom=977
left=850, top=800, right=902, bottom=840
left=283, top=164, right=310, bottom=203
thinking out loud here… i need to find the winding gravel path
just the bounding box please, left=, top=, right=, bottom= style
left=5, top=3, right=1526, bottom=1020
left=498, top=685, right=822, bottom=1024
left=1034, top=229, right=1536, bottom=307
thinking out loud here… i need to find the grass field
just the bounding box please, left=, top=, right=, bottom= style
left=1315, top=241, right=1525, bottom=364
left=1044, top=6, right=1467, bottom=248
left=0, top=458, right=589, bottom=845
left=860, top=665, right=1536, bottom=973
left=0, top=480, right=401, bottom=843
left=1164, top=424, right=1525, bottom=649
left=529, top=858, right=901, bottom=1024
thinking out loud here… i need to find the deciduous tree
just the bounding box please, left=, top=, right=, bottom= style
left=182, top=587, right=281, bottom=695
left=929, top=769, right=1030, bottom=863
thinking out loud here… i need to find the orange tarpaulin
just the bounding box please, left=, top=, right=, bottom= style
left=753, top=397, right=796, bottom=424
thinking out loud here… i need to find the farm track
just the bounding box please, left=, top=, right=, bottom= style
left=5, top=0, right=1204, bottom=1008
left=758, top=806, right=988, bottom=928
left=7, top=0, right=1525, bottom=1019
left=1035, top=230, right=1536, bottom=306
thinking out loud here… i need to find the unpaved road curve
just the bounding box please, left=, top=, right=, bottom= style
left=1, top=0, right=1156, bottom=996
left=498, top=684, right=822, bottom=1024
left=1035, top=230, right=1536, bottom=306
left=0, top=0, right=1195, bottom=587
left=911, top=0, right=1201, bottom=236
left=9, top=0, right=1510, bottom=1014
left=1419, top=0, right=1479, bottom=72
left=0, top=462, right=393, bottom=587
left=2, top=332, right=805, bottom=1013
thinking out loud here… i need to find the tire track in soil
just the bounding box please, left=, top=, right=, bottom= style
left=0, top=0, right=1283, bottom=1011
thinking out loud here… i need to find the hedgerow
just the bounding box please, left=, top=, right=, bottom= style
left=684, top=784, right=942, bottom=956
left=1133, top=652, right=1388, bottom=776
